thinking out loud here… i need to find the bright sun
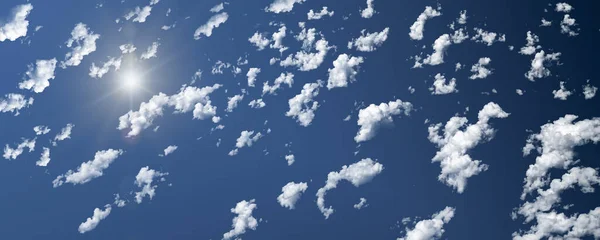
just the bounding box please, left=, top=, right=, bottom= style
left=123, top=70, right=140, bottom=91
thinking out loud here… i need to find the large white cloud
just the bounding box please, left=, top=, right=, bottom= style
left=277, top=182, right=308, bottom=209
left=316, top=158, right=383, bottom=218
left=223, top=199, right=258, bottom=240
left=61, top=23, right=100, bottom=68
left=134, top=166, right=169, bottom=204
left=286, top=81, right=323, bottom=126
left=78, top=204, right=111, bottom=234
left=398, top=207, right=455, bottom=240
left=327, top=54, right=364, bottom=89
left=3, top=138, right=36, bottom=160
left=0, top=3, right=33, bottom=42
left=265, top=0, right=305, bottom=13
left=428, top=102, right=509, bottom=193
left=18, top=58, right=57, bottom=93
left=348, top=28, right=389, bottom=52
left=194, top=12, right=228, bottom=39
left=355, top=99, right=413, bottom=143
left=409, top=6, right=441, bottom=40
left=53, top=149, right=124, bottom=187
left=0, top=93, right=34, bottom=116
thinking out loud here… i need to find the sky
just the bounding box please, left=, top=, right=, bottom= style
left=0, top=0, right=599, bottom=239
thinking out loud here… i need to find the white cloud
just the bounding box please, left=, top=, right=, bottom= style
left=36, top=147, right=51, bottom=167
left=409, top=6, right=441, bottom=40
left=18, top=58, right=57, bottom=93
left=52, top=149, right=124, bottom=187
left=355, top=99, right=413, bottom=143
left=262, top=72, right=294, bottom=95
left=285, top=154, right=295, bottom=166
left=296, top=22, right=317, bottom=51
left=428, top=102, right=509, bottom=193
left=519, top=31, right=540, bottom=55
left=316, top=158, right=383, bottom=218
left=246, top=68, right=261, bottom=87
left=236, top=130, right=262, bottom=148
left=348, top=27, right=389, bottom=52
left=0, top=93, right=34, bottom=116
left=124, top=6, right=152, bottom=23
left=308, top=7, right=334, bottom=20
left=516, top=89, right=524, bottom=95
left=286, top=81, right=323, bottom=126
left=52, top=123, right=74, bottom=146
left=140, top=41, right=159, bottom=60
left=194, top=12, right=228, bottom=39
left=398, top=207, right=455, bottom=240
left=210, top=3, right=226, bottom=13
left=61, top=23, right=100, bottom=68
left=160, top=145, right=178, bottom=157
left=417, top=34, right=452, bottom=67
left=33, top=125, right=50, bottom=135
left=353, top=198, right=368, bottom=209
left=555, top=3, right=573, bottom=13
left=277, top=182, right=308, bottom=209
left=469, top=57, right=493, bottom=79
left=327, top=54, right=364, bottom=89
left=265, top=0, right=305, bottom=13
left=471, top=28, right=506, bottom=46
left=360, top=0, right=376, bottom=18
left=457, top=10, right=467, bottom=24
left=552, top=81, right=572, bottom=100
left=118, top=93, right=169, bottom=137
left=134, top=166, right=169, bottom=203
left=78, top=205, right=111, bottom=234
left=3, top=138, right=36, bottom=160
left=280, top=38, right=331, bottom=71
left=560, top=14, right=579, bottom=36
left=540, top=18, right=552, bottom=27
left=89, top=57, right=122, bottom=78
left=429, top=73, right=458, bottom=95
left=223, top=199, right=258, bottom=240
left=525, top=50, right=561, bottom=81
left=248, top=99, right=266, bottom=109
left=226, top=94, right=244, bottom=112
left=583, top=84, right=597, bottom=99
left=248, top=32, right=270, bottom=51
left=119, top=44, right=136, bottom=54
left=0, top=3, right=33, bottom=42
left=270, top=26, right=288, bottom=52
left=450, top=28, right=468, bottom=43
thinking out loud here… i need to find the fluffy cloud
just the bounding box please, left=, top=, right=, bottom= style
left=134, top=166, right=169, bottom=203
left=52, top=123, right=74, bottom=146
left=409, top=6, right=441, bottom=40
left=89, top=57, right=122, bottom=78
left=223, top=199, right=258, bottom=240
left=160, top=145, right=178, bottom=157
left=246, top=67, right=261, bottom=87
left=417, top=34, right=452, bottom=67
left=316, top=158, right=383, bottom=218
left=348, top=28, right=389, bottom=52
left=124, top=6, right=152, bottom=23
left=118, top=93, right=169, bottom=137
left=429, top=73, right=458, bottom=95
left=525, top=50, right=561, bottom=81
left=140, top=41, right=159, bottom=60
left=270, top=26, right=288, bottom=52
left=457, top=10, right=467, bottom=24
left=327, top=54, right=364, bottom=89
left=18, top=58, right=58, bottom=93
left=286, top=81, right=323, bottom=126
left=210, top=3, right=226, bottom=13
left=248, top=32, right=270, bottom=51
left=471, top=28, right=505, bottom=46
left=428, top=102, right=509, bottom=193
left=194, top=12, right=228, bottom=39
left=78, top=205, right=111, bottom=234
left=265, top=0, right=305, bottom=13
left=263, top=72, right=294, bottom=95
left=469, top=57, right=493, bottom=79
left=360, top=0, right=376, bottom=18
left=61, top=23, right=100, bottom=68
left=285, top=154, right=295, bottom=166
left=513, top=207, right=600, bottom=240
left=0, top=4, right=33, bottom=42
left=36, top=147, right=51, bottom=166
left=353, top=198, right=368, bottom=209
left=552, top=81, right=572, bottom=100
left=33, top=125, right=50, bottom=135
left=308, top=7, right=334, bottom=20
left=119, top=44, right=136, bottom=54
left=229, top=130, right=263, bottom=156
left=280, top=38, right=331, bottom=71
left=583, top=84, right=597, bottom=99
left=248, top=99, right=266, bottom=109
left=398, top=207, right=455, bottom=240
left=355, top=99, right=413, bottom=143
left=3, top=138, right=36, bottom=160
left=0, top=93, right=34, bottom=116
left=519, top=31, right=540, bottom=55
left=555, top=3, right=573, bottom=13
left=277, top=182, right=308, bottom=209
left=53, top=149, right=124, bottom=187
left=226, top=94, right=244, bottom=112
left=560, top=14, right=579, bottom=36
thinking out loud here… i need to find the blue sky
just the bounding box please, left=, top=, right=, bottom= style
left=0, top=0, right=599, bottom=239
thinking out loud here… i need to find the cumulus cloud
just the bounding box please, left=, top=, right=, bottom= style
left=134, top=166, right=169, bottom=203
left=140, top=41, right=159, bottom=60
left=52, top=149, right=124, bottom=187
left=33, top=125, right=50, bottom=135
left=118, top=93, right=169, bottom=137
left=226, top=94, right=244, bottom=112
left=583, top=84, right=597, bottom=99
left=3, top=138, right=36, bottom=160
left=124, top=6, right=153, bottom=23
left=552, top=81, right=572, bottom=100
left=519, top=31, right=540, bottom=55
left=560, top=14, right=579, bottom=36
left=265, top=0, right=305, bottom=13
left=348, top=28, right=389, bottom=52
left=277, top=182, right=308, bottom=209
left=540, top=18, right=552, bottom=27
left=398, top=207, right=455, bottom=240
left=229, top=130, right=263, bottom=155
left=469, top=57, right=493, bottom=79
left=286, top=81, right=323, bottom=126
left=248, top=32, right=270, bottom=51
left=223, top=199, right=258, bottom=240
left=429, top=73, right=458, bottom=95
left=308, top=7, right=334, bottom=20
left=78, top=205, right=111, bottom=234
left=355, top=99, right=413, bottom=143
left=159, top=145, right=178, bottom=157
left=61, top=23, right=100, bottom=68
left=52, top=123, right=74, bottom=146
left=194, top=12, right=228, bottom=39
left=18, top=58, right=58, bottom=93
left=457, top=10, right=467, bottom=24
left=119, top=43, right=136, bottom=54
left=409, top=6, right=441, bottom=40
left=285, top=154, right=295, bottom=165
left=428, top=102, right=509, bottom=193
left=416, top=34, right=452, bottom=67
left=280, top=38, right=332, bottom=71
left=0, top=93, right=34, bottom=116
left=89, top=57, right=122, bottom=78
left=36, top=147, right=51, bottom=167
left=525, top=50, right=561, bottom=81
left=353, top=198, right=368, bottom=209
left=246, top=68, right=261, bottom=87
left=248, top=98, right=266, bottom=109
left=471, top=28, right=505, bottom=46
left=270, top=26, right=288, bottom=53
left=263, top=72, right=294, bottom=95
left=327, top=54, right=364, bottom=89
left=0, top=4, right=33, bottom=42
left=555, top=3, right=573, bottom=13
left=360, top=0, right=376, bottom=18
left=316, top=158, right=383, bottom=218
left=210, top=2, right=226, bottom=13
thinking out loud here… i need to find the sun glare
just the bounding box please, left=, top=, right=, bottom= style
left=123, top=70, right=140, bottom=91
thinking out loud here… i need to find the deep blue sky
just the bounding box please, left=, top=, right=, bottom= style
left=0, top=0, right=599, bottom=239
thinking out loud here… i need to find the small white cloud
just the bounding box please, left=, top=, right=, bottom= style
left=348, top=28, right=389, bottom=52
left=360, top=0, right=376, bottom=18
left=417, top=34, right=452, bottom=67
left=471, top=28, right=505, bottom=46
left=246, top=68, right=261, bottom=87
left=194, top=12, right=228, bottom=39
left=230, top=130, right=263, bottom=155
left=18, top=58, right=57, bottom=93
left=33, top=125, right=50, bottom=135
left=223, top=199, right=258, bottom=240
left=516, top=89, right=524, bottom=95
left=398, top=207, right=455, bottom=240
left=124, top=6, right=153, bottom=23
left=519, top=31, right=540, bottom=55
left=226, top=94, right=244, bottom=112
left=560, top=14, right=579, bottom=36
left=89, top=57, right=122, bottom=78
left=210, top=3, right=226, bottom=13
left=248, top=32, right=270, bottom=51
left=327, top=54, right=364, bottom=89
left=140, top=41, right=160, bottom=60
left=52, top=123, right=74, bottom=146
left=3, top=138, right=36, bottom=160
left=0, top=4, right=33, bottom=42
left=0, top=93, right=34, bottom=116
left=583, top=84, right=597, bottom=99
left=262, top=72, right=294, bottom=95
left=540, top=18, right=552, bottom=27
left=355, top=99, right=413, bottom=143
left=457, top=10, right=467, bottom=24
left=277, top=182, right=308, bottom=209
left=555, top=3, right=573, bottom=13
left=409, top=6, right=441, bottom=40
left=119, top=44, right=136, bottom=54
left=160, top=145, right=178, bottom=157
left=280, top=38, right=332, bottom=71
left=525, top=50, right=561, bottom=81
left=353, top=198, right=368, bottom=209
left=285, top=154, right=295, bottom=166
left=61, top=23, right=100, bottom=68
left=429, top=73, right=458, bottom=95
left=248, top=99, right=266, bottom=109
left=36, top=147, right=51, bottom=167
left=78, top=205, right=111, bottom=234
left=265, top=0, right=306, bottom=13
left=552, top=81, right=572, bottom=100
left=134, top=166, right=169, bottom=203
left=307, top=7, right=334, bottom=20
left=53, top=149, right=124, bottom=187
left=469, top=57, right=493, bottom=79
left=286, top=81, right=323, bottom=126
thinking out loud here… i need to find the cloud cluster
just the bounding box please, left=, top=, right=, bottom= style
left=61, top=23, right=100, bottom=68
left=307, top=7, right=334, bottom=20
left=286, top=81, right=323, bottom=126
left=263, top=72, right=294, bottom=95
left=18, top=58, right=58, bottom=93
left=469, top=57, right=492, bottom=80
left=3, top=138, right=36, bottom=160
left=0, top=94, right=34, bottom=116
left=525, top=50, right=561, bottom=81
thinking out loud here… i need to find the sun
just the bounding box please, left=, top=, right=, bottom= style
left=122, top=70, right=141, bottom=91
